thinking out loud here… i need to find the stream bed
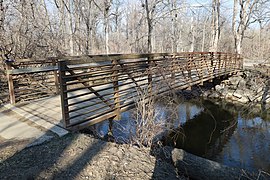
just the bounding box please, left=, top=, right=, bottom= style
left=93, top=98, right=270, bottom=173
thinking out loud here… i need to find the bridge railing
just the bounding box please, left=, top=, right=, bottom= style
left=4, top=58, right=59, bottom=104
left=57, top=52, right=243, bottom=130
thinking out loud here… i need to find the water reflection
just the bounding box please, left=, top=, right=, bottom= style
left=214, top=116, right=270, bottom=172
left=164, top=100, right=237, bottom=158
left=164, top=100, right=270, bottom=172
left=155, top=100, right=203, bottom=127
left=95, top=99, right=203, bottom=143
left=93, top=98, right=270, bottom=172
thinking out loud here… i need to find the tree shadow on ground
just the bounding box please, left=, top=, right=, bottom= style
left=0, top=127, right=107, bottom=179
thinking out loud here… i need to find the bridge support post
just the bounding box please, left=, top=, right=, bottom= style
left=171, top=55, right=176, bottom=83
left=5, top=62, right=15, bottom=104
left=199, top=53, right=204, bottom=85
left=225, top=53, right=227, bottom=73
left=187, top=54, right=193, bottom=90
left=209, top=52, right=214, bottom=82
left=112, top=59, right=120, bottom=120
left=233, top=54, right=237, bottom=73
left=107, top=118, right=114, bottom=141
left=52, top=59, right=59, bottom=94
left=58, top=60, right=70, bottom=128
left=147, top=57, right=153, bottom=95
left=218, top=53, right=221, bottom=77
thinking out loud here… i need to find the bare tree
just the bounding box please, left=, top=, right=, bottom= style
left=0, top=0, right=4, bottom=31
left=209, top=0, right=220, bottom=52
left=0, top=0, right=269, bottom=60
left=170, top=0, right=177, bottom=53
left=103, top=0, right=112, bottom=54
left=232, top=0, right=259, bottom=54
left=0, top=0, right=6, bottom=60
left=253, top=0, right=270, bottom=59
left=142, top=0, right=162, bottom=53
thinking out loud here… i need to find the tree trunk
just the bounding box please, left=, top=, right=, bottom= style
left=67, top=0, right=74, bottom=55
left=104, top=18, right=109, bottom=54
left=104, top=0, right=111, bottom=54
left=235, top=34, right=242, bottom=54
left=0, top=0, right=4, bottom=31
left=145, top=0, right=153, bottom=53
left=232, top=0, right=258, bottom=54
left=170, top=0, right=177, bottom=53
left=190, top=17, right=195, bottom=52
left=201, top=18, right=207, bottom=52
left=0, top=0, right=4, bottom=60
left=209, top=0, right=220, bottom=52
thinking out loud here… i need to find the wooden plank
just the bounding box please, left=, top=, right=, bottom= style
left=65, top=52, right=213, bottom=66
left=65, top=53, right=175, bottom=65
left=7, top=66, right=58, bottom=75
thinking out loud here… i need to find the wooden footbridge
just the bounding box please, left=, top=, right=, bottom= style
left=4, top=52, right=243, bottom=130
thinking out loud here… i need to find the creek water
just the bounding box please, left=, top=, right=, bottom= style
left=94, top=98, right=270, bottom=172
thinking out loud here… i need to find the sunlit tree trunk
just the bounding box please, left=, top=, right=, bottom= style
left=232, top=0, right=259, bottom=54
left=201, top=18, right=207, bottom=52
left=170, top=0, right=177, bottom=53
left=190, top=17, right=195, bottom=52
left=145, top=0, right=153, bottom=53
left=67, top=0, right=74, bottom=55
left=104, top=0, right=112, bottom=54
left=209, top=0, right=220, bottom=52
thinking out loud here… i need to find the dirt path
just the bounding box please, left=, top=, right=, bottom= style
left=0, top=133, right=185, bottom=180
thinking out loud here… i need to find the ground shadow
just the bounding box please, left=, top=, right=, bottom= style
left=0, top=121, right=107, bottom=179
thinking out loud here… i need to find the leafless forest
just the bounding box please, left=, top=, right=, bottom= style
left=0, top=0, right=270, bottom=60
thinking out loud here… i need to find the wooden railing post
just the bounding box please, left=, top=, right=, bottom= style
left=58, top=60, right=70, bottom=128
left=187, top=54, right=192, bottom=90
left=147, top=56, right=153, bottom=94
left=199, top=53, right=204, bottom=85
left=112, top=59, right=120, bottom=120
left=5, top=61, right=15, bottom=104
left=52, top=59, right=59, bottom=94
left=209, top=52, right=214, bottom=82
left=235, top=54, right=238, bottom=70
left=171, top=55, right=176, bottom=82
left=240, top=55, right=243, bottom=69
left=218, top=53, right=221, bottom=75
left=225, top=53, right=228, bottom=73
left=228, top=54, right=232, bottom=75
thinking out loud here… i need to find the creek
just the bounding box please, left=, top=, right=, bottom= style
left=93, top=97, right=270, bottom=173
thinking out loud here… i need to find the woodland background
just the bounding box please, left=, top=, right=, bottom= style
left=0, top=0, right=270, bottom=60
